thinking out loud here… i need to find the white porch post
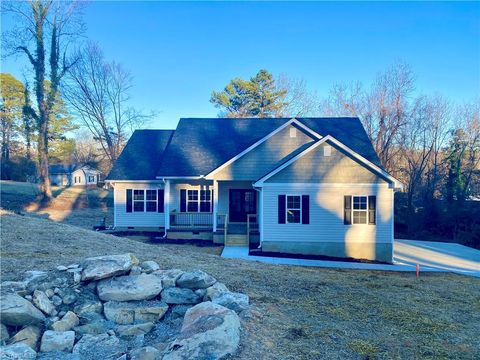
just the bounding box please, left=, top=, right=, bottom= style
left=213, top=180, right=218, bottom=232
left=164, top=180, right=170, bottom=230
left=259, top=188, right=264, bottom=244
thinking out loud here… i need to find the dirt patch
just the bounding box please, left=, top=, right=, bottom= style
left=1, top=210, right=479, bottom=359
left=0, top=180, right=113, bottom=229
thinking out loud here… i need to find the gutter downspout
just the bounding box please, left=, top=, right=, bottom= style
left=161, top=178, right=168, bottom=239
left=253, top=186, right=262, bottom=249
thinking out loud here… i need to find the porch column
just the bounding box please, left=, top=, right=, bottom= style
left=213, top=180, right=218, bottom=232
left=259, top=188, right=264, bottom=244
left=164, top=180, right=170, bottom=230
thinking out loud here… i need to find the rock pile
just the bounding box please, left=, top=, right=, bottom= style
left=0, top=254, right=249, bottom=360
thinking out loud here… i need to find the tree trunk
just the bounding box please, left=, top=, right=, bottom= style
left=37, top=113, right=52, bottom=198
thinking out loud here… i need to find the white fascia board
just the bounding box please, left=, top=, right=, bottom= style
left=155, top=176, right=204, bottom=180
left=204, top=118, right=322, bottom=179
left=105, top=180, right=163, bottom=183
left=253, top=135, right=404, bottom=189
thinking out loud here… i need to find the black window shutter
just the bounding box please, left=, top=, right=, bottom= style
left=368, top=195, right=376, bottom=225
left=301, top=195, right=310, bottom=224
left=278, top=195, right=286, bottom=224
left=158, top=189, right=165, bottom=213
left=180, top=189, right=187, bottom=212
left=344, top=195, right=352, bottom=225
left=126, top=189, right=132, bottom=213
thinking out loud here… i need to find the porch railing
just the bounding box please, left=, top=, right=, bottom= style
left=216, top=214, right=228, bottom=239
left=247, top=214, right=259, bottom=244
left=169, top=212, right=213, bottom=229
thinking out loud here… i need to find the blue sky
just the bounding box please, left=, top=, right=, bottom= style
left=2, top=1, right=479, bottom=129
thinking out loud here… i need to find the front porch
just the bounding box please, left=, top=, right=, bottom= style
left=168, top=212, right=259, bottom=246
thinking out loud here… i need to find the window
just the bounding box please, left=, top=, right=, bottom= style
left=187, top=190, right=199, bottom=212
left=286, top=195, right=301, bottom=223
left=146, top=190, right=157, bottom=212
left=181, top=189, right=212, bottom=212
left=200, top=190, right=211, bottom=212
left=88, top=175, right=95, bottom=182
left=133, top=190, right=145, bottom=212
left=352, top=196, right=368, bottom=224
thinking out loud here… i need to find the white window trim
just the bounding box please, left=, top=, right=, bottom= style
left=285, top=194, right=302, bottom=224
left=145, top=189, right=158, bottom=213
left=186, top=189, right=212, bottom=213
left=132, top=189, right=160, bottom=213
left=352, top=195, right=368, bottom=225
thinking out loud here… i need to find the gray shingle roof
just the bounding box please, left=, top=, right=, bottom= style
left=106, top=117, right=383, bottom=180
left=156, top=117, right=382, bottom=177
left=106, top=129, right=174, bottom=180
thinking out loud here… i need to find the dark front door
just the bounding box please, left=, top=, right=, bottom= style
left=229, top=189, right=257, bottom=222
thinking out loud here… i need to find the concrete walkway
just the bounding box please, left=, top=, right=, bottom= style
left=221, top=239, right=480, bottom=278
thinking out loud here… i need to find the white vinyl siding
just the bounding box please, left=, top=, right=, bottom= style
left=262, top=183, right=393, bottom=245
left=266, top=142, right=388, bottom=184
left=114, top=182, right=165, bottom=228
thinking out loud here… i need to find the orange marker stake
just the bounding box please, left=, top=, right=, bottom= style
left=416, top=263, right=420, bottom=278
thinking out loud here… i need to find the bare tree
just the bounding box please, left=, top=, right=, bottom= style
left=275, top=75, right=318, bottom=117
left=2, top=0, right=84, bottom=199
left=320, top=62, right=414, bottom=173
left=64, top=43, right=149, bottom=168
left=455, top=101, right=480, bottom=200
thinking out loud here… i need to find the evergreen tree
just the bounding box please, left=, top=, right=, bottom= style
left=210, top=69, right=287, bottom=117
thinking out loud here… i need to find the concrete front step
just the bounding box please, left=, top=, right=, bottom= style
left=226, top=234, right=248, bottom=246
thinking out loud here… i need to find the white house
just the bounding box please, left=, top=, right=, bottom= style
left=49, top=164, right=103, bottom=187
left=106, top=118, right=403, bottom=263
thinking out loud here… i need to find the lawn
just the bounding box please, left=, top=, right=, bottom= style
left=0, top=180, right=113, bottom=229
left=1, top=209, right=479, bottom=359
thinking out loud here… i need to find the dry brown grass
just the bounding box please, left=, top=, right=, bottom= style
left=1, top=210, right=479, bottom=359
left=0, top=180, right=113, bottom=229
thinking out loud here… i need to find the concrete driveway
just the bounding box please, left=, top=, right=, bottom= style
left=222, top=239, right=480, bottom=277
left=394, top=239, right=480, bottom=277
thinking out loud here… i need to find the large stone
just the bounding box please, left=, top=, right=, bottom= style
left=33, top=290, right=56, bottom=316
left=40, top=330, right=75, bottom=353
left=116, top=322, right=155, bottom=337
left=51, top=311, right=79, bottom=332
left=129, top=346, right=161, bottom=360
left=152, top=269, right=184, bottom=288
left=0, top=323, right=9, bottom=343
left=212, top=292, right=249, bottom=313
left=81, top=253, right=138, bottom=281
left=72, top=334, right=126, bottom=360
left=24, top=271, right=48, bottom=293
left=73, top=299, right=103, bottom=315
left=139, top=261, right=160, bottom=274
left=163, top=302, right=240, bottom=360
left=205, top=282, right=230, bottom=301
left=97, top=274, right=163, bottom=302
left=9, top=325, right=41, bottom=351
left=58, top=288, right=78, bottom=305
left=0, top=343, right=37, bottom=360
left=103, top=301, right=168, bottom=325
left=74, top=320, right=112, bottom=336
left=176, top=270, right=216, bottom=289
left=161, top=288, right=201, bottom=305
left=0, top=281, right=28, bottom=297
left=36, top=352, right=81, bottom=360
left=0, top=293, right=46, bottom=326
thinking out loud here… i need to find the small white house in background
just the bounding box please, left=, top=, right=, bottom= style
left=49, top=164, right=103, bottom=187
left=106, top=117, right=403, bottom=263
